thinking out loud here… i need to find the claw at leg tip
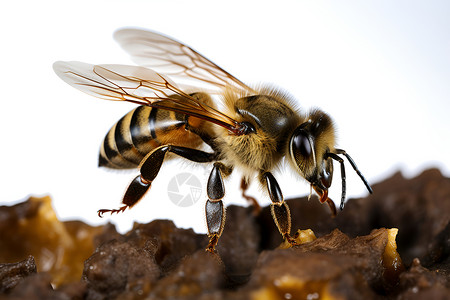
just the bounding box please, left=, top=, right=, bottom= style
left=97, top=206, right=128, bottom=218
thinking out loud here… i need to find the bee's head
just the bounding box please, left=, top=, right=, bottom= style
left=289, top=109, right=336, bottom=204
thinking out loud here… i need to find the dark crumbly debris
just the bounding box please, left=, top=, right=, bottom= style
left=0, top=168, right=449, bottom=299
left=0, top=256, right=37, bottom=293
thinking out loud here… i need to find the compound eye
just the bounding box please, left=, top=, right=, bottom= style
left=291, top=129, right=312, bottom=159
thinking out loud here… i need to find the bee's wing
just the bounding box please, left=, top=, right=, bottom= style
left=114, top=28, right=255, bottom=94
left=53, top=61, right=244, bottom=134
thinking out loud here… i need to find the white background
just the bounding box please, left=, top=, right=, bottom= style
left=1, top=0, right=449, bottom=234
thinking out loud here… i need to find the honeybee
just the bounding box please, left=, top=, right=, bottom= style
left=53, top=28, right=372, bottom=252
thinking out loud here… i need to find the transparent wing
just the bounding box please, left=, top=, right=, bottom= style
left=53, top=61, right=245, bottom=134
left=114, top=28, right=255, bottom=93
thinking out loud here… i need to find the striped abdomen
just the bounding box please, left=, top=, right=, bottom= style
left=99, top=105, right=204, bottom=169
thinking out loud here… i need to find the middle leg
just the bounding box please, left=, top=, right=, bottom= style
left=240, top=177, right=261, bottom=214
left=205, top=162, right=231, bottom=252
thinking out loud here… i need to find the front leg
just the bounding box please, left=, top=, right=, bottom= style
left=261, top=172, right=297, bottom=245
left=98, top=145, right=216, bottom=216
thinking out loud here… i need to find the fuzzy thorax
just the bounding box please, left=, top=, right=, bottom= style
left=216, top=86, right=302, bottom=176
left=220, top=129, right=279, bottom=173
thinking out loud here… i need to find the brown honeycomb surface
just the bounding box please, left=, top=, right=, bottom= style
left=0, top=169, right=449, bottom=299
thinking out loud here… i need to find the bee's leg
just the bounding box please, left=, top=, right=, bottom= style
left=98, top=145, right=216, bottom=217
left=205, top=162, right=228, bottom=253
left=240, top=177, right=261, bottom=215
left=261, top=172, right=296, bottom=245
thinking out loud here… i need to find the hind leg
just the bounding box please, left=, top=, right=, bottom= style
left=98, top=145, right=216, bottom=216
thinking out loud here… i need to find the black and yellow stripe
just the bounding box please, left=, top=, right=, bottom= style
left=99, top=105, right=193, bottom=169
